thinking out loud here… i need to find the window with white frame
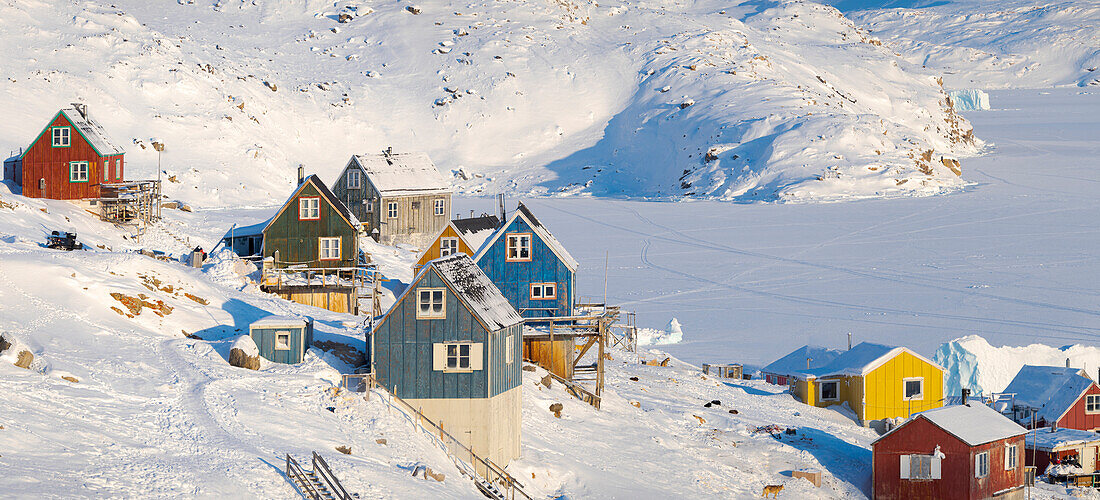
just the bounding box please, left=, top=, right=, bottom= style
left=904, top=377, right=924, bottom=400
left=434, top=198, right=445, bottom=216
left=319, top=237, right=341, bottom=260
left=387, top=202, right=398, bottom=219
left=417, top=288, right=446, bottom=319
left=69, top=161, right=89, bottom=182
left=975, top=451, right=989, bottom=478
left=506, top=334, right=514, bottom=364
left=1087, top=394, right=1100, bottom=413
left=364, top=199, right=373, bottom=212
left=299, top=197, right=320, bottom=220
left=440, top=237, right=459, bottom=257
left=432, top=342, right=483, bottom=372
left=1004, top=444, right=1018, bottom=470
left=819, top=380, right=839, bottom=401
left=347, top=169, right=361, bottom=189
left=900, top=454, right=941, bottom=480
left=506, top=233, right=532, bottom=261
left=115, top=159, right=121, bottom=179
left=275, top=332, right=291, bottom=350
left=52, top=127, right=70, bottom=147
left=530, top=282, right=557, bottom=300
left=103, top=160, right=109, bottom=181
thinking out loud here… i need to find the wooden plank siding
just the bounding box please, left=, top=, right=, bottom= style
left=863, top=351, right=944, bottom=422
left=1055, top=384, right=1100, bottom=431
left=374, top=268, right=492, bottom=400
left=250, top=325, right=311, bottom=364
left=262, top=180, right=359, bottom=269
left=18, top=111, right=124, bottom=199
left=331, top=161, right=451, bottom=246
left=477, top=216, right=574, bottom=319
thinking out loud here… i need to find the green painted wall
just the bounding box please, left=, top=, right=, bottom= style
left=263, top=181, right=358, bottom=268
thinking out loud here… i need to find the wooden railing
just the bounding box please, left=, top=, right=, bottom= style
left=544, top=370, right=601, bottom=409
left=364, top=378, right=532, bottom=500
left=286, top=454, right=324, bottom=500
left=312, top=451, right=353, bottom=500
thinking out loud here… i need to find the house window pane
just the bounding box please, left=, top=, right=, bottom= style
left=905, top=379, right=923, bottom=399
left=347, top=170, right=361, bottom=189
left=319, top=237, right=340, bottom=260
left=52, top=127, right=70, bottom=147
left=299, top=198, right=319, bottom=219
left=821, top=381, right=838, bottom=400
left=440, top=238, right=458, bottom=257
left=459, top=344, right=470, bottom=368
left=506, top=233, right=532, bottom=261
left=115, top=159, right=121, bottom=179
left=447, top=344, right=458, bottom=368
left=434, top=199, right=445, bottom=216
left=387, top=202, right=398, bottom=219
left=418, top=288, right=445, bottom=319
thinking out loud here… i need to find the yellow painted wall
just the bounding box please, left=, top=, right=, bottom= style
left=414, top=225, right=478, bottom=274
left=862, top=351, right=944, bottom=423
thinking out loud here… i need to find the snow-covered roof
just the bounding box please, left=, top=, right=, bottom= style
left=350, top=152, right=451, bottom=197
left=431, top=254, right=522, bottom=331
left=60, top=107, right=124, bottom=157
left=1001, top=365, right=1095, bottom=424
left=251, top=315, right=308, bottom=329
left=799, top=342, right=941, bottom=378
left=223, top=216, right=272, bottom=240
left=1026, top=428, right=1100, bottom=452
left=474, top=202, right=578, bottom=271
left=875, top=404, right=1027, bottom=447
left=761, top=345, right=843, bottom=376
left=453, top=214, right=500, bottom=254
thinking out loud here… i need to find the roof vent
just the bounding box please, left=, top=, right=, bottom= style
left=71, top=103, right=87, bottom=119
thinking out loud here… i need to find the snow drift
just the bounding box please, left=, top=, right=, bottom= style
left=0, top=0, right=977, bottom=207
left=934, top=336, right=1100, bottom=397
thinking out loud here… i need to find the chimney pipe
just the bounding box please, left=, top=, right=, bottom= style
left=847, top=332, right=852, bottom=351
left=297, top=165, right=305, bottom=185
left=961, top=388, right=970, bottom=405
left=806, top=357, right=813, bottom=370
left=497, top=193, right=506, bottom=222
left=1067, top=358, right=1071, bottom=368
left=71, top=103, right=87, bottom=119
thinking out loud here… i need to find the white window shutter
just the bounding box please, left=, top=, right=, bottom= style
left=931, top=457, right=942, bottom=479
left=900, top=455, right=910, bottom=479
left=975, top=455, right=981, bottom=478
left=432, top=343, right=446, bottom=370
left=470, top=343, right=484, bottom=370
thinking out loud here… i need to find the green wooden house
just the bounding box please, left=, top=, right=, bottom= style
left=249, top=315, right=314, bottom=364
left=372, top=253, right=524, bottom=471
left=223, top=174, right=361, bottom=268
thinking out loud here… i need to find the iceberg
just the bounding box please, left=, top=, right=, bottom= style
left=948, top=89, right=990, bottom=111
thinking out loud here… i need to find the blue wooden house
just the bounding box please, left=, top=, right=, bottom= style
left=249, top=316, right=314, bottom=364
left=473, top=203, right=578, bottom=320
left=372, top=253, right=524, bottom=470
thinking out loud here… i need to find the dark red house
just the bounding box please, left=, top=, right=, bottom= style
left=1000, top=365, right=1100, bottom=431
left=4, top=104, right=125, bottom=199
left=872, top=404, right=1027, bottom=500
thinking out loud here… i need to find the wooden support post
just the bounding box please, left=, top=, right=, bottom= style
left=596, top=317, right=606, bottom=398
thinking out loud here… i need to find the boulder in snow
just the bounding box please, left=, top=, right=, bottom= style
left=228, top=335, right=261, bottom=370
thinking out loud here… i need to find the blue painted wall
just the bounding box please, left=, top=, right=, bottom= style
left=477, top=217, right=574, bottom=319
left=250, top=322, right=312, bottom=364
left=373, top=267, right=522, bottom=400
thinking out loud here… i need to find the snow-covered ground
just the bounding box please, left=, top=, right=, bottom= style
left=0, top=0, right=976, bottom=206
left=491, top=88, right=1100, bottom=371
left=842, top=0, right=1100, bottom=89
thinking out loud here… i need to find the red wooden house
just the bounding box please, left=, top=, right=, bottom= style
left=872, top=404, right=1027, bottom=500
left=4, top=104, right=125, bottom=200
left=1000, top=365, right=1100, bottom=431
left=1024, top=427, right=1100, bottom=474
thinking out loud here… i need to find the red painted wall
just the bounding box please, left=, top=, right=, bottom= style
left=1056, top=384, right=1100, bottom=431
left=874, top=416, right=1025, bottom=499
left=19, top=111, right=123, bottom=199
left=762, top=372, right=789, bottom=386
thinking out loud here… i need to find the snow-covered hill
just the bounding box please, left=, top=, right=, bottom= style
left=846, top=0, right=1100, bottom=89
left=0, top=0, right=976, bottom=206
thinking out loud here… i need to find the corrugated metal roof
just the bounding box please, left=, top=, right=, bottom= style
left=875, top=404, right=1027, bottom=447
left=432, top=254, right=523, bottom=331
left=61, top=107, right=124, bottom=156
left=351, top=152, right=451, bottom=197
left=1002, top=365, right=1095, bottom=424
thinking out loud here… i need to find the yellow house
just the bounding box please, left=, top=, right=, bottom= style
left=790, top=342, right=944, bottom=426
left=412, top=214, right=501, bottom=275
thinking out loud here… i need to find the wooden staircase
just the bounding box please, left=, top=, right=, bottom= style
left=286, top=452, right=355, bottom=500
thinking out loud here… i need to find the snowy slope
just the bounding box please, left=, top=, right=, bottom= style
left=846, top=0, right=1100, bottom=89
left=0, top=0, right=976, bottom=206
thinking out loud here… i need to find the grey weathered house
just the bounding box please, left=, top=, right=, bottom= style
left=332, top=149, right=452, bottom=247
